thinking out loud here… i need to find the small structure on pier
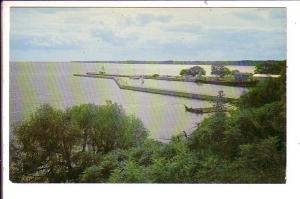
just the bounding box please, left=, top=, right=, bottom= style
left=141, top=75, right=144, bottom=84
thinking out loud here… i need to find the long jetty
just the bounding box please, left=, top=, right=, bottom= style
left=86, top=72, right=195, bottom=82
left=73, top=74, right=236, bottom=102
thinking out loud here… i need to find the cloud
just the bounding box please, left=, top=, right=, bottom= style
left=135, top=14, right=172, bottom=26
left=164, top=23, right=203, bottom=33
left=10, top=8, right=286, bottom=61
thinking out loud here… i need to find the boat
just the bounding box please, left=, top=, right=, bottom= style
left=184, top=104, right=222, bottom=114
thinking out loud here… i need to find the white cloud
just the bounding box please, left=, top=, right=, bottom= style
left=10, top=8, right=286, bottom=61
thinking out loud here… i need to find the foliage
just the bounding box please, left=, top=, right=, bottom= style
left=254, top=60, right=286, bottom=74
left=10, top=104, right=81, bottom=182
left=10, top=102, right=148, bottom=182
left=80, top=149, right=128, bottom=183
left=152, top=74, right=159, bottom=78
left=189, top=62, right=286, bottom=183
left=234, top=72, right=253, bottom=82
left=239, top=77, right=284, bottom=108
left=180, top=66, right=206, bottom=77
left=65, top=101, right=148, bottom=153
left=231, top=69, right=240, bottom=75
left=188, top=100, right=285, bottom=183
left=146, top=137, right=198, bottom=183
left=180, top=69, right=188, bottom=76
left=211, top=65, right=231, bottom=77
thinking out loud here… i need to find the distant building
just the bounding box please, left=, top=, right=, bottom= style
left=204, top=75, right=218, bottom=78
left=253, top=74, right=280, bottom=79
left=253, top=74, right=280, bottom=81
left=253, top=74, right=280, bottom=78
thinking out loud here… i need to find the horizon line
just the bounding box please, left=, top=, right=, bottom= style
left=9, top=59, right=287, bottom=62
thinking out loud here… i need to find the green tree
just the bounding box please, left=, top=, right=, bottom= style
left=180, top=66, right=206, bottom=76
left=239, top=78, right=283, bottom=108
left=10, top=102, right=148, bottom=182
left=80, top=149, right=128, bottom=183
left=234, top=72, right=253, bottom=82
left=229, top=136, right=285, bottom=183
left=211, top=65, right=228, bottom=77
left=10, top=104, right=81, bottom=182
left=108, top=161, right=148, bottom=183
left=231, top=69, right=240, bottom=75
left=254, top=60, right=286, bottom=74
left=65, top=101, right=148, bottom=153
left=180, top=69, right=188, bottom=76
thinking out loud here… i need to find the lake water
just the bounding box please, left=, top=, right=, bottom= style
left=10, top=62, right=254, bottom=141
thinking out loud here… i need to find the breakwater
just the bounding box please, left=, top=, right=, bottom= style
left=74, top=74, right=114, bottom=79
left=86, top=72, right=258, bottom=86
left=196, top=79, right=258, bottom=87
left=86, top=72, right=195, bottom=82
left=73, top=74, right=236, bottom=102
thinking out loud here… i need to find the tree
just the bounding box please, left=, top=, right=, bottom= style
left=108, top=161, right=148, bottom=183
left=231, top=69, right=240, bottom=75
left=254, top=60, right=286, bottom=74
left=223, top=67, right=232, bottom=76
left=180, top=66, right=206, bottom=77
left=234, top=72, right=253, bottom=82
left=10, top=104, right=81, bottom=182
left=239, top=78, right=282, bottom=108
left=211, top=65, right=228, bottom=77
left=65, top=101, right=148, bottom=153
left=180, top=69, right=188, bottom=76
left=231, top=136, right=285, bottom=183
left=10, top=102, right=148, bottom=182
left=80, top=149, right=128, bottom=183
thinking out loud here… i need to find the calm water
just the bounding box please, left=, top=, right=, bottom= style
left=10, top=62, right=254, bottom=141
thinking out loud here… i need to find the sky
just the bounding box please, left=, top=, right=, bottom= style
left=10, top=8, right=286, bottom=61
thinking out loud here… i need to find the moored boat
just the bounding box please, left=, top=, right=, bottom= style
left=184, top=104, right=225, bottom=114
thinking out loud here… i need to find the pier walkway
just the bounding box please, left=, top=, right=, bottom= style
left=73, top=74, right=237, bottom=102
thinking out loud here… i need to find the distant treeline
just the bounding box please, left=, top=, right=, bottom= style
left=72, top=60, right=285, bottom=66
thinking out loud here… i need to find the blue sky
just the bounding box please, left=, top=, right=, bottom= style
left=10, top=8, right=286, bottom=61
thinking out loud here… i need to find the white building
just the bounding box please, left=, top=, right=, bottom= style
left=253, top=74, right=280, bottom=78
left=253, top=74, right=280, bottom=81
